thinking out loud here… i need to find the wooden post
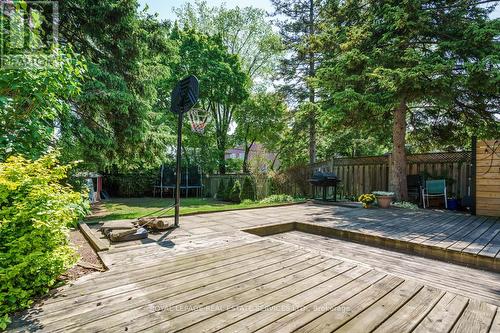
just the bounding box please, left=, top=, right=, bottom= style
left=471, top=136, right=477, bottom=215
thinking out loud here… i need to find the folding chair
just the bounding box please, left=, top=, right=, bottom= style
left=422, top=179, right=447, bottom=209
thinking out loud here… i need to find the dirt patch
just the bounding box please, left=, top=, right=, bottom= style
left=59, top=229, right=106, bottom=281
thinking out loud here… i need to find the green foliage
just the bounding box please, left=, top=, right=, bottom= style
left=316, top=0, right=500, bottom=151
left=174, top=0, right=282, bottom=83
left=230, top=180, right=242, bottom=203
left=224, top=178, right=235, bottom=201
left=216, top=180, right=226, bottom=200
left=0, top=154, right=88, bottom=328
left=104, top=170, right=158, bottom=197
left=169, top=27, right=250, bottom=174
left=240, top=176, right=256, bottom=201
left=225, top=158, right=243, bottom=173
left=234, top=91, right=287, bottom=172
left=0, top=45, right=86, bottom=160
left=56, top=1, right=178, bottom=171
left=260, top=194, right=294, bottom=204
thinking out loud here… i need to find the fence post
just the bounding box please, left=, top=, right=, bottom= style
left=471, top=136, right=477, bottom=215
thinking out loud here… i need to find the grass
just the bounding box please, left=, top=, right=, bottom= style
left=87, top=197, right=305, bottom=222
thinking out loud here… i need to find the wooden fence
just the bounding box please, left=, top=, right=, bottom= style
left=203, top=174, right=252, bottom=197
left=310, top=151, right=472, bottom=199
left=475, top=139, right=500, bottom=217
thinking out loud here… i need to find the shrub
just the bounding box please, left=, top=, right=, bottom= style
left=240, top=176, right=255, bottom=201
left=230, top=180, right=242, bottom=203
left=0, top=154, right=88, bottom=329
left=260, top=194, right=294, bottom=204
left=224, top=178, right=235, bottom=201
left=241, top=199, right=254, bottom=205
left=216, top=180, right=226, bottom=200
left=103, top=170, right=158, bottom=197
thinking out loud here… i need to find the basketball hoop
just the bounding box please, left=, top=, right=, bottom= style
left=188, top=108, right=209, bottom=134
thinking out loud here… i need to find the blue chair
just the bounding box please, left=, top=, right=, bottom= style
left=422, top=179, right=447, bottom=209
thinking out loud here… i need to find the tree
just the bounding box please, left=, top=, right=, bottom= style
left=174, top=0, right=282, bottom=83
left=234, top=91, right=287, bottom=172
left=57, top=0, right=178, bottom=171
left=169, top=28, right=249, bottom=174
left=271, top=0, right=324, bottom=163
left=0, top=2, right=86, bottom=161
left=316, top=0, right=500, bottom=200
left=0, top=48, right=86, bottom=160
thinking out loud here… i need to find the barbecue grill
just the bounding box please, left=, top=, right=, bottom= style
left=309, top=172, right=341, bottom=201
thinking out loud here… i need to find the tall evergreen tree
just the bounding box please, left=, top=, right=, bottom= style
left=57, top=0, right=177, bottom=171
left=271, top=0, right=324, bottom=163
left=316, top=0, right=500, bottom=200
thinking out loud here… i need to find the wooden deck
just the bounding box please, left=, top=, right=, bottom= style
left=10, top=238, right=500, bottom=332
left=9, top=203, right=500, bottom=332
left=89, top=204, right=500, bottom=264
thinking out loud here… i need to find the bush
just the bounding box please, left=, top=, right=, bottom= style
left=230, top=180, right=242, bottom=203
left=103, top=170, right=158, bottom=197
left=240, top=176, right=255, bottom=201
left=260, top=194, right=294, bottom=204
left=224, top=178, right=235, bottom=201
left=216, top=180, right=226, bottom=200
left=0, top=154, right=88, bottom=329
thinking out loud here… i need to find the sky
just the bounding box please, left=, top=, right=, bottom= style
left=138, top=0, right=274, bottom=21
left=138, top=0, right=500, bottom=21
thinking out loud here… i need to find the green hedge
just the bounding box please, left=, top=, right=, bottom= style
left=230, top=180, right=242, bottom=203
left=216, top=180, right=226, bottom=200
left=0, top=154, right=88, bottom=329
left=240, top=176, right=255, bottom=201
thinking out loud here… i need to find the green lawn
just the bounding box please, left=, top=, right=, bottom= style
left=88, top=197, right=304, bottom=222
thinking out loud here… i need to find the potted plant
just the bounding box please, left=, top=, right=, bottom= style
left=358, top=193, right=376, bottom=208
left=373, top=191, right=395, bottom=208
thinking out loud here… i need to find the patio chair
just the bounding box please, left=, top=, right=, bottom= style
left=422, top=179, right=447, bottom=209
left=407, top=174, right=424, bottom=205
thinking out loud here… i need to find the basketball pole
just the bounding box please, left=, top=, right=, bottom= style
left=174, top=107, right=183, bottom=227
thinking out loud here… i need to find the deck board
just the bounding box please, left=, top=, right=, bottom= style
left=413, top=293, right=470, bottom=333
left=268, top=231, right=500, bottom=306
left=9, top=204, right=500, bottom=332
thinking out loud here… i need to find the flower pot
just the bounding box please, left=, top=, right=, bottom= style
left=447, top=199, right=459, bottom=210
left=376, top=195, right=393, bottom=208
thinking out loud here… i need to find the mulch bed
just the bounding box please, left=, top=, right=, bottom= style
left=59, top=229, right=106, bottom=281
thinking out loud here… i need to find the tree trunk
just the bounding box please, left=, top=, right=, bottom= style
left=242, top=140, right=254, bottom=174
left=308, top=0, right=316, bottom=164
left=391, top=99, right=408, bottom=201
left=217, top=135, right=226, bottom=174
left=218, top=148, right=226, bottom=174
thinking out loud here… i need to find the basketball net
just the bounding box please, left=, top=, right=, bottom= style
left=188, top=108, right=209, bottom=134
